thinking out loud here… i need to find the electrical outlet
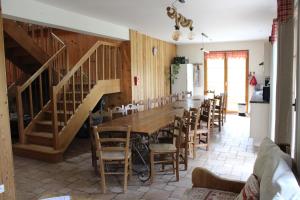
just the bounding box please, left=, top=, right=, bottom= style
left=0, top=184, right=4, bottom=193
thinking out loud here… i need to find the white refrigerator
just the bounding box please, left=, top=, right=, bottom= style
left=171, top=64, right=194, bottom=95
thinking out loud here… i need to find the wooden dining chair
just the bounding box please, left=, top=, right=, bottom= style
left=220, top=93, right=228, bottom=124
left=171, top=94, right=179, bottom=102
left=134, top=99, right=148, bottom=111
left=149, top=116, right=183, bottom=183
left=188, top=107, right=201, bottom=159
left=92, top=125, right=132, bottom=193
left=183, top=91, right=192, bottom=99
left=213, top=95, right=223, bottom=132
left=89, top=110, right=113, bottom=172
left=178, top=109, right=190, bottom=170
left=111, top=106, right=127, bottom=119
left=161, top=96, right=171, bottom=105
left=125, top=103, right=138, bottom=115
left=149, top=98, right=160, bottom=109
left=197, top=99, right=215, bottom=150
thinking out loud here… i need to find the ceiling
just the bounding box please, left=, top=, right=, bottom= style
left=34, top=0, right=277, bottom=44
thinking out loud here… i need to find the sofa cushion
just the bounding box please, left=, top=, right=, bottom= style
left=235, top=174, right=259, bottom=200
left=184, top=188, right=238, bottom=200
left=260, top=156, right=300, bottom=200
left=253, top=138, right=292, bottom=181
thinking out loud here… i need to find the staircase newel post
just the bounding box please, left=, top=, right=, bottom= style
left=52, top=86, right=59, bottom=149
left=16, top=86, right=25, bottom=144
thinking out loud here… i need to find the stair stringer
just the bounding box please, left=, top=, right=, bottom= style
left=58, top=79, right=121, bottom=152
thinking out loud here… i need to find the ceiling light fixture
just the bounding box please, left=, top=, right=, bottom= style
left=200, top=32, right=210, bottom=53
left=172, top=25, right=181, bottom=41
left=167, top=0, right=194, bottom=41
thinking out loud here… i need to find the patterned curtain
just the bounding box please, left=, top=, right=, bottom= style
left=269, top=19, right=278, bottom=44
left=205, top=51, right=248, bottom=60
left=277, top=0, right=294, bottom=23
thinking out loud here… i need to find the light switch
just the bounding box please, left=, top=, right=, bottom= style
left=0, top=184, right=4, bottom=193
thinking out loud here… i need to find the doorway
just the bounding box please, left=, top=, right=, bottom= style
left=204, top=50, right=249, bottom=112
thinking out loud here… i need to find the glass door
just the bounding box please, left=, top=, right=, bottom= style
left=205, top=51, right=249, bottom=112
left=205, top=55, right=225, bottom=98
left=227, top=53, right=248, bottom=112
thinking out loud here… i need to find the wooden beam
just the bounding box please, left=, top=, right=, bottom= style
left=0, top=6, right=16, bottom=200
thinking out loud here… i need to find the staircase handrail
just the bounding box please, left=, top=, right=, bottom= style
left=16, top=33, right=67, bottom=144
left=51, top=40, right=121, bottom=149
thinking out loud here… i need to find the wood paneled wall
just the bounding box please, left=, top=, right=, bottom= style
left=53, top=29, right=122, bottom=67
left=130, top=30, right=176, bottom=101
left=5, top=59, right=27, bottom=87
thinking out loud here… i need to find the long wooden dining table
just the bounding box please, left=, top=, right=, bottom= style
left=99, top=97, right=203, bottom=182
left=100, top=97, right=203, bottom=135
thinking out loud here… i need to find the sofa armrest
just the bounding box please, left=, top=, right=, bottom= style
left=192, top=167, right=245, bottom=193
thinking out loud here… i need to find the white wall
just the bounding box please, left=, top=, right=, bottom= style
left=177, top=40, right=270, bottom=97
left=1, top=0, right=129, bottom=40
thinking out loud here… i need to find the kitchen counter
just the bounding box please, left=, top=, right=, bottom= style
left=250, top=91, right=270, bottom=146
left=250, top=90, right=269, bottom=104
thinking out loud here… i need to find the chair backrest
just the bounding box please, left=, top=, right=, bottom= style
left=134, top=99, right=148, bottom=111
left=183, top=91, right=192, bottom=99
left=92, top=126, right=131, bottom=159
left=161, top=96, right=171, bottom=106
left=182, top=109, right=191, bottom=127
left=125, top=103, right=138, bottom=115
left=205, top=90, right=215, bottom=99
left=111, top=106, right=127, bottom=119
left=220, top=93, right=227, bottom=111
left=149, top=98, right=160, bottom=109
left=200, top=99, right=215, bottom=130
left=189, top=107, right=200, bottom=134
left=173, top=116, right=184, bottom=147
left=171, top=94, right=179, bottom=102
left=214, top=95, right=223, bottom=109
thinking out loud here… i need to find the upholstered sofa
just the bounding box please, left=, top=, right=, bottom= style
left=184, top=138, right=300, bottom=200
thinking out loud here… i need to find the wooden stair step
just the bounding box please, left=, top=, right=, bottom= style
left=57, top=100, right=81, bottom=104
left=13, top=143, right=63, bottom=162
left=27, top=131, right=53, bottom=139
left=27, top=131, right=53, bottom=147
left=35, top=120, right=63, bottom=132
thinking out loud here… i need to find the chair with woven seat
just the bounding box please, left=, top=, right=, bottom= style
left=92, top=125, right=132, bottom=193
left=125, top=103, right=138, bottom=115
left=148, top=98, right=160, bottom=109
left=182, top=91, right=192, bottom=100
left=188, top=107, right=201, bottom=159
left=89, top=110, right=113, bottom=172
left=196, top=99, right=215, bottom=151
left=177, top=109, right=190, bottom=170
left=161, top=96, right=171, bottom=106
left=213, top=95, right=223, bottom=132
left=111, top=106, right=127, bottom=119
left=149, top=116, right=183, bottom=183
left=220, top=92, right=227, bottom=124
left=171, top=94, right=179, bottom=102
left=134, top=99, right=148, bottom=111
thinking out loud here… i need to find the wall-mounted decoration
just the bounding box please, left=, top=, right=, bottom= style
left=152, top=47, right=158, bottom=56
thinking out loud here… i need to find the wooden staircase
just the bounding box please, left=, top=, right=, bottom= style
left=3, top=19, right=52, bottom=74
left=13, top=40, right=122, bottom=162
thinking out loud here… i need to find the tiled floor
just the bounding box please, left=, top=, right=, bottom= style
left=14, top=114, right=257, bottom=200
